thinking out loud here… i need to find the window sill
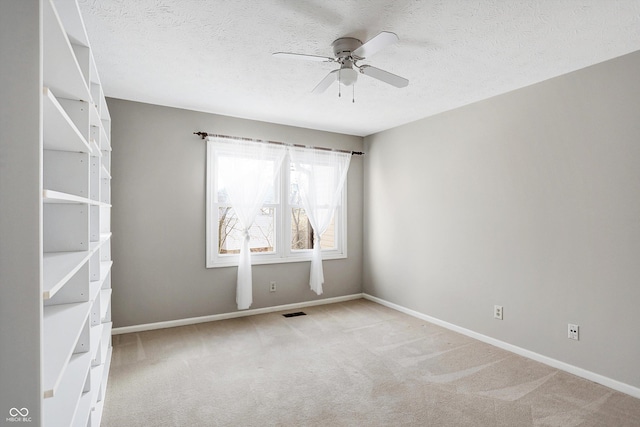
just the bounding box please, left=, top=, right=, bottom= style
left=206, top=251, right=347, bottom=269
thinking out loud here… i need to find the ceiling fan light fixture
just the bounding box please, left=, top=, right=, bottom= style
left=339, top=67, right=358, bottom=86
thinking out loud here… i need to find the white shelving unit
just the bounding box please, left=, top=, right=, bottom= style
left=1, top=1, right=113, bottom=425
left=44, top=1, right=114, bottom=424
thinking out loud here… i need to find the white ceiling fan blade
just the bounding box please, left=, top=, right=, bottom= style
left=352, top=31, right=399, bottom=59
left=273, top=52, right=335, bottom=62
left=360, top=65, right=408, bottom=88
left=312, top=70, right=338, bottom=93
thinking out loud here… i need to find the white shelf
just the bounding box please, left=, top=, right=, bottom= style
left=43, top=189, right=91, bottom=204
left=102, top=120, right=111, bottom=145
left=90, top=392, right=104, bottom=427
left=51, top=0, right=90, bottom=47
left=99, top=346, right=112, bottom=400
left=90, top=124, right=110, bottom=153
left=44, top=189, right=110, bottom=207
left=43, top=0, right=90, bottom=101
left=100, top=323, right=112, bottom=359
left=90, top=138, right=101, bottom=157
left=90, top=82, right=102, bottom=110
left=100, top=260, right=113, bottom=283
left=43, top=351, right=91, bottom=427
left=89, top=103, right=101, bottom=127
left=99, top=289, right=112, bottom=321
left=72, top=391, right=92, bottom=427
left=89, top=233, right=111, bottom=253
left=101, top=165, right=112, bottom=180
left=89, top=323, right=103, bottom=362
left=89, top=363, right=105, bottom=407
left=43, top=87, right=91, bottom=153
left=43, top=250, right=92, bottom=300
left=94, top=323, right=112, bottom=368
left=101, top=100, right=111, bottom=121
left=91, top=399, right=104, bottom=427
left=100, top=125, right=110, bottom=150
left=89, top=56, right=101, bottom=87
left=43, top=302, right=91, bottom=398
left=89, top=281, right=102, bottom=306
left=89, top=260, right=111, bottom=303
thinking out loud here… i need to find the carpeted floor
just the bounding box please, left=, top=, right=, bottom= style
left=102, top=299, right=640, bottom=426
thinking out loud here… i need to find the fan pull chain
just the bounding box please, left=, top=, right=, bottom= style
left=338, top=72, right=341, bottom=98
left=352, top=84, right=355, bottom=103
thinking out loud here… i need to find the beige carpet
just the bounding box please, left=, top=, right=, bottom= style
left=102, top=299, right=640, bottom=426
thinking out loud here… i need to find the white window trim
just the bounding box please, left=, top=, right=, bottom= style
left=206, top=141, right=348, bottom=268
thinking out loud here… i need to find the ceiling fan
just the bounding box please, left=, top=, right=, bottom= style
left=273, top=31, right=409, bottom=96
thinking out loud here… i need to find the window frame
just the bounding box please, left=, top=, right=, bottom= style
left=206, top=141, right=347, bottom=268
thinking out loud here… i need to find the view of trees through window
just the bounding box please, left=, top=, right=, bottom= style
left=218, top=207, right=335, bottom=254
left=218, top=207, right=275, bottom=254
left=291, top=208, right=335, bottom=250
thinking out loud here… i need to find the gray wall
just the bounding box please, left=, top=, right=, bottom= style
left=107, top=99, right=363, bottom=327
left=363, top=51, right=640, bottom=388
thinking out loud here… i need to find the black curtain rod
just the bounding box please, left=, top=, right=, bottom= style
left=194, top=132, right=364, bottom=156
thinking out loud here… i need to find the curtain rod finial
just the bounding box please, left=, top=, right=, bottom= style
left=194, top=131, right=208, bottom=139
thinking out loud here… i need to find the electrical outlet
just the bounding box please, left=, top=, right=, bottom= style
left=494, top=305, right=503, bottom=320
left=269, top=281, right=276, bottom=292
left=568, top=323, right=579, bottom=340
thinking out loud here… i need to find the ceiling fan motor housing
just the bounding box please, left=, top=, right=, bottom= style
left=332, top=37, right=363, bottom=59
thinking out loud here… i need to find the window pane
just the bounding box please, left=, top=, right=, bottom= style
left=291, top=208, right=335, bottom=250
left=218, top=207, right=275, bottom=254
left=289, top=162, right=337, bottom=206
left=289, top=164, right=303, bottom=206
left=321, top=215, right=336, bottom=249
left=291, top=208, right=312, bottom=250
left=216, top=154, right=278, bottom=204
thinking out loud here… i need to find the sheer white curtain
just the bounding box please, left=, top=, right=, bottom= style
left=209, top=137, right=286, bottom=309
left=289, top=147, right=351, bottom=295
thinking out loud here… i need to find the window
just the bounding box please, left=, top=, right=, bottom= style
left=206, top=140, right=347, bottom=268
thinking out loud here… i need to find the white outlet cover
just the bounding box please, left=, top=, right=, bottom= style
left=494, top=305, right=503, bottom=320
left=568, top=324, right=579, bottom=340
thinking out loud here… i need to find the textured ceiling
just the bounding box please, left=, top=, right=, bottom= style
left=78, top=0, right=640, bottom=137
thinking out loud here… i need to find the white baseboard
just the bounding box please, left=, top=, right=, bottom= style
left=363, top=293, right=640, bottom=400
left=112, top=293, right=364, bottom=335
